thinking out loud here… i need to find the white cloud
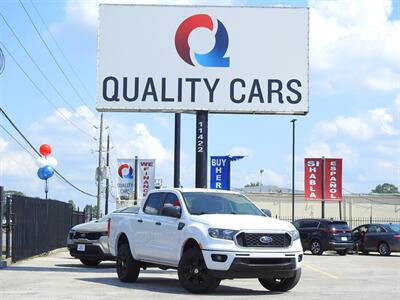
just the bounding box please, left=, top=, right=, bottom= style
left=365, top=68, right=400, bottom=91
left=242, top=169, right=284, bottom=187
left=228, top=146, right=252, bottom=157
left=305, top=142, right=332, bottom=158
left=0, top=137, right=9, bottom=151
left=395, top=94, right=400, bottom=112
left=370, top=108, right=399, bottom=136
left=313, top=116, right=372, bottom=141
left=310, top=0, right=400, bottom=91
left=154, top=115, right=170, bottom=128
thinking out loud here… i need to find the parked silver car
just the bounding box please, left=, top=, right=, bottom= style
left=67, top=207, right=139, bottom=266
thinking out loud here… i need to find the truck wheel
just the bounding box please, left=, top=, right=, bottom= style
left=117, top=243, right=140, bottom=282
left=310, top=240, right=323, bottom=255
left=378, top=242, right=391, bottom=256
left=178, top=248, right=220, bottom=294
left=80, top=259, right=101, bottom=266
left=259, top=269, right=301, bottom=292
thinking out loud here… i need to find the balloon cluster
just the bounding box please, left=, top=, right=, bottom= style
left=36, top=144, right=57, bottom=180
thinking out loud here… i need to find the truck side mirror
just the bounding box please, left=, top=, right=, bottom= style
left=261, top=209, right=272, bottom=217
left=162, top=204, right=181, bottom=218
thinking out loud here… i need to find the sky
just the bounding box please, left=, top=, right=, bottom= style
left=0, top=0, right=399, bottom=212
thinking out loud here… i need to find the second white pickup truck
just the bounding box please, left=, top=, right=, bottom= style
left=108, top=188, right=303, bottom=293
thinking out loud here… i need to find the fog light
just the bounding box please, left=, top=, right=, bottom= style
left=211, top=254, right=227, bottom=262
left=298, top=254, right=303, bottom=262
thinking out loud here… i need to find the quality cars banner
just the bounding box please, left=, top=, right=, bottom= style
left=137, top=159, right=156, bottom=199
left=117, top=159, right=135, bottom=200
left=97, top=5, right=309, bottom=115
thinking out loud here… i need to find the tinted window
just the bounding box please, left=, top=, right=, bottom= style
left=164, top=193, right=181, bottom=208
left=328, top=223, right=350, bottom=230
left=144, top=193, right=164, bottom=215
left=301, top=221, right=319, bottom=228
left=367, top=225, right=386, bottom=233
left=388, top=224, right=400, bottom=232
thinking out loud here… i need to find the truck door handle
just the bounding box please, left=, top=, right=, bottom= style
left=137, top=219, right=143, bottom=223
left=155, top=222, right=161, bottom=226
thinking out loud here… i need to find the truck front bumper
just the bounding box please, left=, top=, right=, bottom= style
left=202, top=249, right=303, bottom=279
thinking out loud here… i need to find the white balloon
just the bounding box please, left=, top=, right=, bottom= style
left=36, top=156, right=48, bottom=167
left=47, top=157, right=58, bottom=167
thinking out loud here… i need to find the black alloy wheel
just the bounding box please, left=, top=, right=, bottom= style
left=310, top=240, right=323, bottom=255
left=178, top=248, right=220, bottom=294
left=378, top=242, right=391, bottom=256
left=258, top=269, right=302, bottom=292
left=116, top=243, right=140, bottom=282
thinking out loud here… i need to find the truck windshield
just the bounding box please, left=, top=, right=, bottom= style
left=181, top=192, right=264, bottom=216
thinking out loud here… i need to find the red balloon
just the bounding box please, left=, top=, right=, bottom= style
left=39, top=144, right=52, bottom=157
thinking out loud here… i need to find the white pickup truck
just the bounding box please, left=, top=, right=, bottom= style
left=108, top=188, right=303, bottom=294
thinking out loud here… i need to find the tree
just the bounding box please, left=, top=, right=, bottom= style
left=68, top=200, right=76, bottom=211
left=4, top=190, right=24, bottom=198
left=84, top=204, right=98, bottom=221
left=372, top=183, right=399, bottom=194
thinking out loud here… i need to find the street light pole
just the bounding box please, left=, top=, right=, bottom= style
left=291, top=119, right=297, bottom=222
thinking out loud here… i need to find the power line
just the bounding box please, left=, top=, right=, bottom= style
left=18, top=0, right=92, bottom=108
left=29, top=0, right=94, bottom=101
left=0, top=12, right=97, bottom=130
left=0, top=107, right=96, bottom=198
left=0, top=123, right=36, bottom=159
left=0, top=41, right=97, bottom=140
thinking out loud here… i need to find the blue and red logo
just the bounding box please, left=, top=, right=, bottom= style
left=118, top=164, right=134, bottom=179
left=175, top=14, right=230, bottom=68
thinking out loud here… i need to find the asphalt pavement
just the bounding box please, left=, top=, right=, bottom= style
left=0, top=249, right=399, bottom=299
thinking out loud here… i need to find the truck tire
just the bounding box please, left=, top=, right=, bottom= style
left=258, top=269, right=301, bottom=292
left=117, top=243, right=140, bottom=282
left=178, top=248, right=220, bottom=294
left=80, top=259, right=101, bottom=266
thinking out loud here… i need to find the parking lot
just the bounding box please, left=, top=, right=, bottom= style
left=0, top=249, right=399, bottom=300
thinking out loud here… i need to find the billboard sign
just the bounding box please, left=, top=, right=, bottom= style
left=210, top=156, right=230, bottom=190
left=137, top=159, right=156, bottom=199
left=117, top=159, right=135, bottom=200
left=304, top=158, right=343, bottom=201
left=97, top=5, right=309, bottom=115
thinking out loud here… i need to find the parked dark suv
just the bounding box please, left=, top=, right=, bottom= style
left=293, top=219, right=353, bottom=255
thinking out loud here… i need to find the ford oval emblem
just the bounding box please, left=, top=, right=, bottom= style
left=259, top=236, right=273, bottom=244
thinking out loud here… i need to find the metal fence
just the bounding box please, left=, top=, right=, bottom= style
left=278, top=216, right=400, bottom=228
left=1, top=194, right=85, bottom=262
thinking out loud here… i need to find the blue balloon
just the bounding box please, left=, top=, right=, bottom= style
left=37, top=165, right=54, bottom=180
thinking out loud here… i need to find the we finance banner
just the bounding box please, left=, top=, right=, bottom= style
left=137, top=159, right=156, bottom=199
left=117, top=159, right=135, bottom=200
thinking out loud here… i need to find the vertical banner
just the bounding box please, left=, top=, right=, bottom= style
left=324, top=158, right=342, bottom=200
left=304, top=158, right=323, bottom=200
left=210, top=156, right=231, bottom=190
left=117, top=159, right=135, bottom=200
left=138, top=159, right=156, bottom=199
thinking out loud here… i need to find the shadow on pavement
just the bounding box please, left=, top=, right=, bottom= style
left=4, top=265, right=116, bottom=273
left=79, top=277, right=279, bottom=296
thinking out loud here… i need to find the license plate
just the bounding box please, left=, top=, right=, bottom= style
left=341, top=237, right=348, bottom=241
left=77, top=244, right=86, bottom=251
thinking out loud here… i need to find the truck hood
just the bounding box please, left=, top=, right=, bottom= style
left=71, top=221, right=107, bottom=232
left=189, top=214, right=295, bottom=231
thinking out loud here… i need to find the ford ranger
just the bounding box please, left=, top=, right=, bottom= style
left=108, top=188, right=303, bottom=293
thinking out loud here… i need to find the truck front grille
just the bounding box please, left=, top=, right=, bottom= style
left=73, top=232, right=103, bottom=240
left=236, top=232, right=291, bottom=248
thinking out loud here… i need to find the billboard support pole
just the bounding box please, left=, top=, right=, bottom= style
left=195, top=111, right=208, bottom=188
left=105, top=134, right=110, bottom=215
left=174, top=113, right=181, bottom=188
left=321, top=156, right=325, bottom=218
left=291, top=119, right=297, bottom=222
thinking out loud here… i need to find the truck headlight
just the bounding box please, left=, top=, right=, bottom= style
left=208, top=228, right=238, bottom=240
left=289, top=229, right=300, bottom=241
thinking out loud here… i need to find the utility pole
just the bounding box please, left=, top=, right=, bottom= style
left=105, top=134, right=110, bottom=215
left=96, top=113, right=103, bottom=219
left=174, top=113, right=181, bottom=188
